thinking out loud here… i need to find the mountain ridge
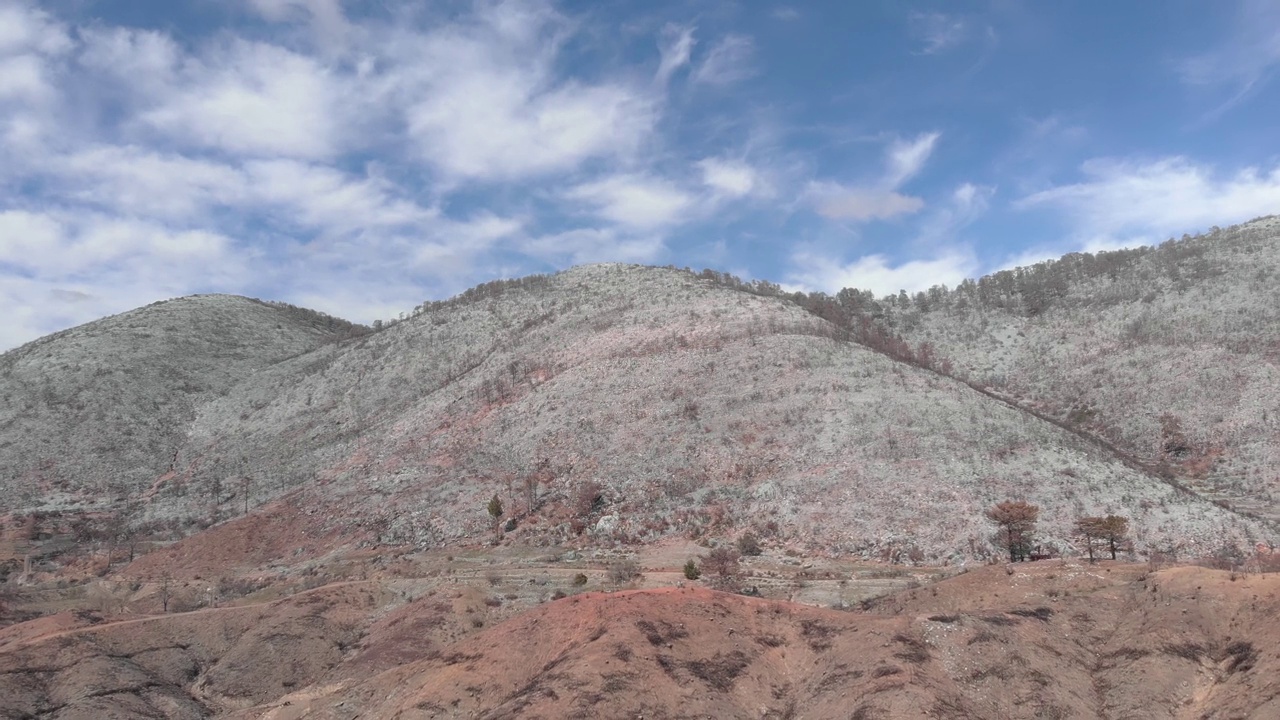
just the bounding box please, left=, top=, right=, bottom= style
left=3, top=246, right=1275, bottom=560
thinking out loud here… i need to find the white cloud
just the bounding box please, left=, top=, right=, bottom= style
left=407, top=213, right=525, bottom=276
left=693, top=35, right=755, bottom=85
left=788, top=248, right=978, bottom=296
left=1178, top=1, right=1280, bottom=91
left=0, top=54, right=55, bottom=102
left=241, top=159, right=434, bottom=233
left=398, top=3, right=657, bottom=181
left=698, top=157, right=759, bottom=197
left=912, top=182, right=994, bottom=245
left=0, top=207, right=248, bottom=351
left=77, top=26, right=182, bottom=94
left=38, top=146, right=435, bottom=234
left=806, top=132, right=941, bottom=222
left=656, top=23, right=695, bottom=85
left=137, top=39, right=345, bottom=159
left=1019, top=157, right=1280, bottom=240
left=809, top=186, right=924, bottom=221
left=0, top=2, right=72, bottom=57
left=408, top=79, right=652, bottom=182
left=49, top=145, right=245, bottom=219
left=440, top=213, right=523, bottom=247
left=565, top=174, right=695, bottom=229
left=247, top=0, right=348, bottom=33
left=0, top=210, right=62, bottom=270
left=884, top=132, right=941, bottom=188
left=0, top=2, right=71, bottom=112
left=0, top=210, right=234, bottom=277
left=909, top=12, right=970, bottom=55
left=520, top=227, right=665, bottom=265
left=0, top=0, right=654, bottom=351
left=0, top=0, right=806, bottom=350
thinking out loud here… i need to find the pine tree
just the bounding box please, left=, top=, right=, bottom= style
left=987, top=500, right=1040, bottom=562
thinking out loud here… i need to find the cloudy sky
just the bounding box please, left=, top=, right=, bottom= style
left=2, top=0, right=1279, bottom=350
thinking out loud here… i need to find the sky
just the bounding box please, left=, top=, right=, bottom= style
left=2, top=0, right=1279, bottom=350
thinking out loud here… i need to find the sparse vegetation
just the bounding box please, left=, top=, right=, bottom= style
left=701, top=547, right=742, bottom=588
left=7, top=218, right=1280, bottom=720
left=609, top=559, right=641, bottom=584
left=1075, top=515, right=1130, bottom=561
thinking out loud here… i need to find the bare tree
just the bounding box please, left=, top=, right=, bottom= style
left=159, top=571, right=172, bottom=613
left=701, top=546, right=742, bottom=589
left=524, top=458, right=555, bottom=514
left=987, top=500, right=1039, bottom=562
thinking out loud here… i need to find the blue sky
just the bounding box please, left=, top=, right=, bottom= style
left=1, top=0, right=1279, bottom=350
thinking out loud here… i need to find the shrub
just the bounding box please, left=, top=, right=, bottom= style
left=572, top=481, right=605, bottom=517
left=736, top=532, right=762, bottom=556
left=683, top=559, right=701, bottom=580
left=702, top=546, right=741, bottom=579
left=608, top=559, right=641, bottom=583
left=573, top=572, right=589, bottom=586
left=1009, top=607, right=1053, bottom=621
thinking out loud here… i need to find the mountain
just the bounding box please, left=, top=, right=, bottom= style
left=3, top=248, right=1275, bottom=561
left=5, top=218, right=1280, bottom=720
left=0, top=296, right=366, bottom=513
left=868, top=216, right=1280, bottom=525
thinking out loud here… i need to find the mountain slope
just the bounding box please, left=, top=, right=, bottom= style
left=134, top=264, right=1266, bottom=559
left=872, top=216, right=1280, bottom=523
left=0, top=296, right=365, bottom=511
left=1, top=262, right=1272, bottom=560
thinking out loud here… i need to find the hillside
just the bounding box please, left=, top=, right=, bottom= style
left=866, top=216, right=1280, bottom=525
left=130, top=264, right=1267, bottom=560
left=2, top=258, right=1274, bottom=562
left=316, top=563, right=1275, bottom=720
left=4, top=230, right=1280, bottom=718
left=0, top=296, right=366, bottom=514
left=5, top=556, right=1280, bottom=720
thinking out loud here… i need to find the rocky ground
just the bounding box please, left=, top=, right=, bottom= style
left=4, top=535, right=1278, bottom=719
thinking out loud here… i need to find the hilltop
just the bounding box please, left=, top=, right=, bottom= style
left=0, top=295, right=365, bottom=512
